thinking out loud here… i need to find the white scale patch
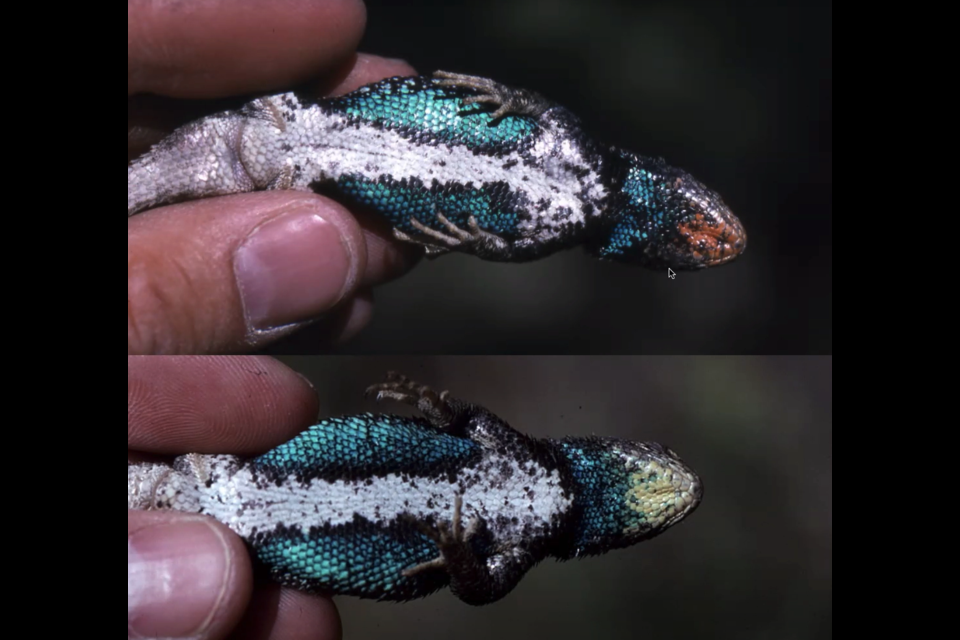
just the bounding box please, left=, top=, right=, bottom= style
left=146, top=451, right=573, bottom=548
left=238, top=94, right=608, bottom=245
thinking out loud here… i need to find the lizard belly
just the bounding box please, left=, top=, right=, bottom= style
left=189, top=451, right=572, bottom=600
left=198, top=451, right=572, bottom=544
left=240, top=96, right=605, bottom=245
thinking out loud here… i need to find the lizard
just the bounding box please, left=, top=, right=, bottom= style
left=128, top=71, right=746, bottom=269
left=127, top=372, right=703, bottom=605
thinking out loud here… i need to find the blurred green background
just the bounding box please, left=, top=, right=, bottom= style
left=270, top=0, right=831, bottom=354
left=276, top=356, right=832, bottom=640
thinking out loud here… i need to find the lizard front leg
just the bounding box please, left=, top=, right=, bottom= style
left=364, top=371, right=459, bottom=428
left=365, top=372, right=538, bottom=449
left=433, top=71, right=552, bottom=121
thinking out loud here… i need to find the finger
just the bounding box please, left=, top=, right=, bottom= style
left=127, top=193, right=363, bottom=354
left=128, top=52, right=417, bottom=160
left=127, top=191, right=418, bottom=354
left=259, top=289, right=374, bottom=353
left=230, top=585, right=341, bottom=640
left=128, top=0, right=367, bottom=98
left=128, top=52, right=419, bottom=354
left=321, top=51, right=419, bottom=96
left=326, top=288, right=374, bottom=344
left=128, top=510, right=253, bottom=640
left=127, top=355, right=318, bottom=454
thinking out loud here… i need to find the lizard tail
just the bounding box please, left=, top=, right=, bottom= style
left=127, top=117, right=256, bottom=216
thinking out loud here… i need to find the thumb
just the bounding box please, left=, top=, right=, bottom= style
left=128, top=510, right=252, bottom=640
left=127, top=192, right=368, bottom=354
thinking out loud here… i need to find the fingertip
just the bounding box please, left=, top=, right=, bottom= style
left=235, top=198, right=367, bottom=335
left=277, top=589, right=342, bottom=640
left=334, top=291, right=374, bottom=344
left=258, top=292, right=374, bottom=354
left=325, top=53, right=418, bottom=95
left=128, top=511, right=252, bottom=640
left=127, top=355, right=320, bottom=453
left=129, top=0, right=369, bottom=98
left=229, top=584, right=341, bottom=640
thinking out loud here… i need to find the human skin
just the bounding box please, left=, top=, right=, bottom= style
left=128, top=0, right=420, bottom=355
left=128, top=356, right=340, bottom=640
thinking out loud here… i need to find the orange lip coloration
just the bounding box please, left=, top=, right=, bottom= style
left=678, top=213, right=748, bottom=266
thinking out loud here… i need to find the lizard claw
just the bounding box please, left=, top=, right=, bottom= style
left=365, top=372, right=454, bottom=426
left=432, top=70, right=549, bottom=121
left=402, top=495, right=476, bottom=577
left=394, top=212, right=511, bottom=260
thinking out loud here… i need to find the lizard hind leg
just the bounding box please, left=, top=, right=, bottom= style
left=364, top=372, right=456, bottom=428
left=401, top=494, right=467, bottom=578
left=399, top=493, right=530, bottom=606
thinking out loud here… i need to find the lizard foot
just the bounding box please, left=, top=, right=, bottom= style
left=364, top=371, right=455, bottom=426
left=393, top=213, right=511, bottom=260
left=402, top=495, right=480, bottom=577
left=433, top=71, right=549, bottom=121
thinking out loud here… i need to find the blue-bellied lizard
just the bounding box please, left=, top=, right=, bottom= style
left=128, top=71, right=746, bottom=269
left=127, top=372, right=703, bottom=605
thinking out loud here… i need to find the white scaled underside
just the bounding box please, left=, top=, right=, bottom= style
left=130, top=451, right=574, bottom=548
left=238, top=94, right=607, bottom=242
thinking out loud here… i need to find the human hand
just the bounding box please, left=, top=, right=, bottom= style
left=128, top=356, right=340, bottom=640
left=128, top=1, right=419, bottom=354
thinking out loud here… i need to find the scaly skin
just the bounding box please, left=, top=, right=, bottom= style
left=128, top=72, right=746, bottom=269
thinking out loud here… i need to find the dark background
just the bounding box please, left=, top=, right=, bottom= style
left=276, top=356, right=832, bottom=640
left=285, top=0, right=831, bottom=354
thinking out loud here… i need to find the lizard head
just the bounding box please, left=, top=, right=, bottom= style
left=558, top=437, right=703, bottom=557
left=589, top=153, right=746, bottom=269
left=614, top=440, right=703, bottom=541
